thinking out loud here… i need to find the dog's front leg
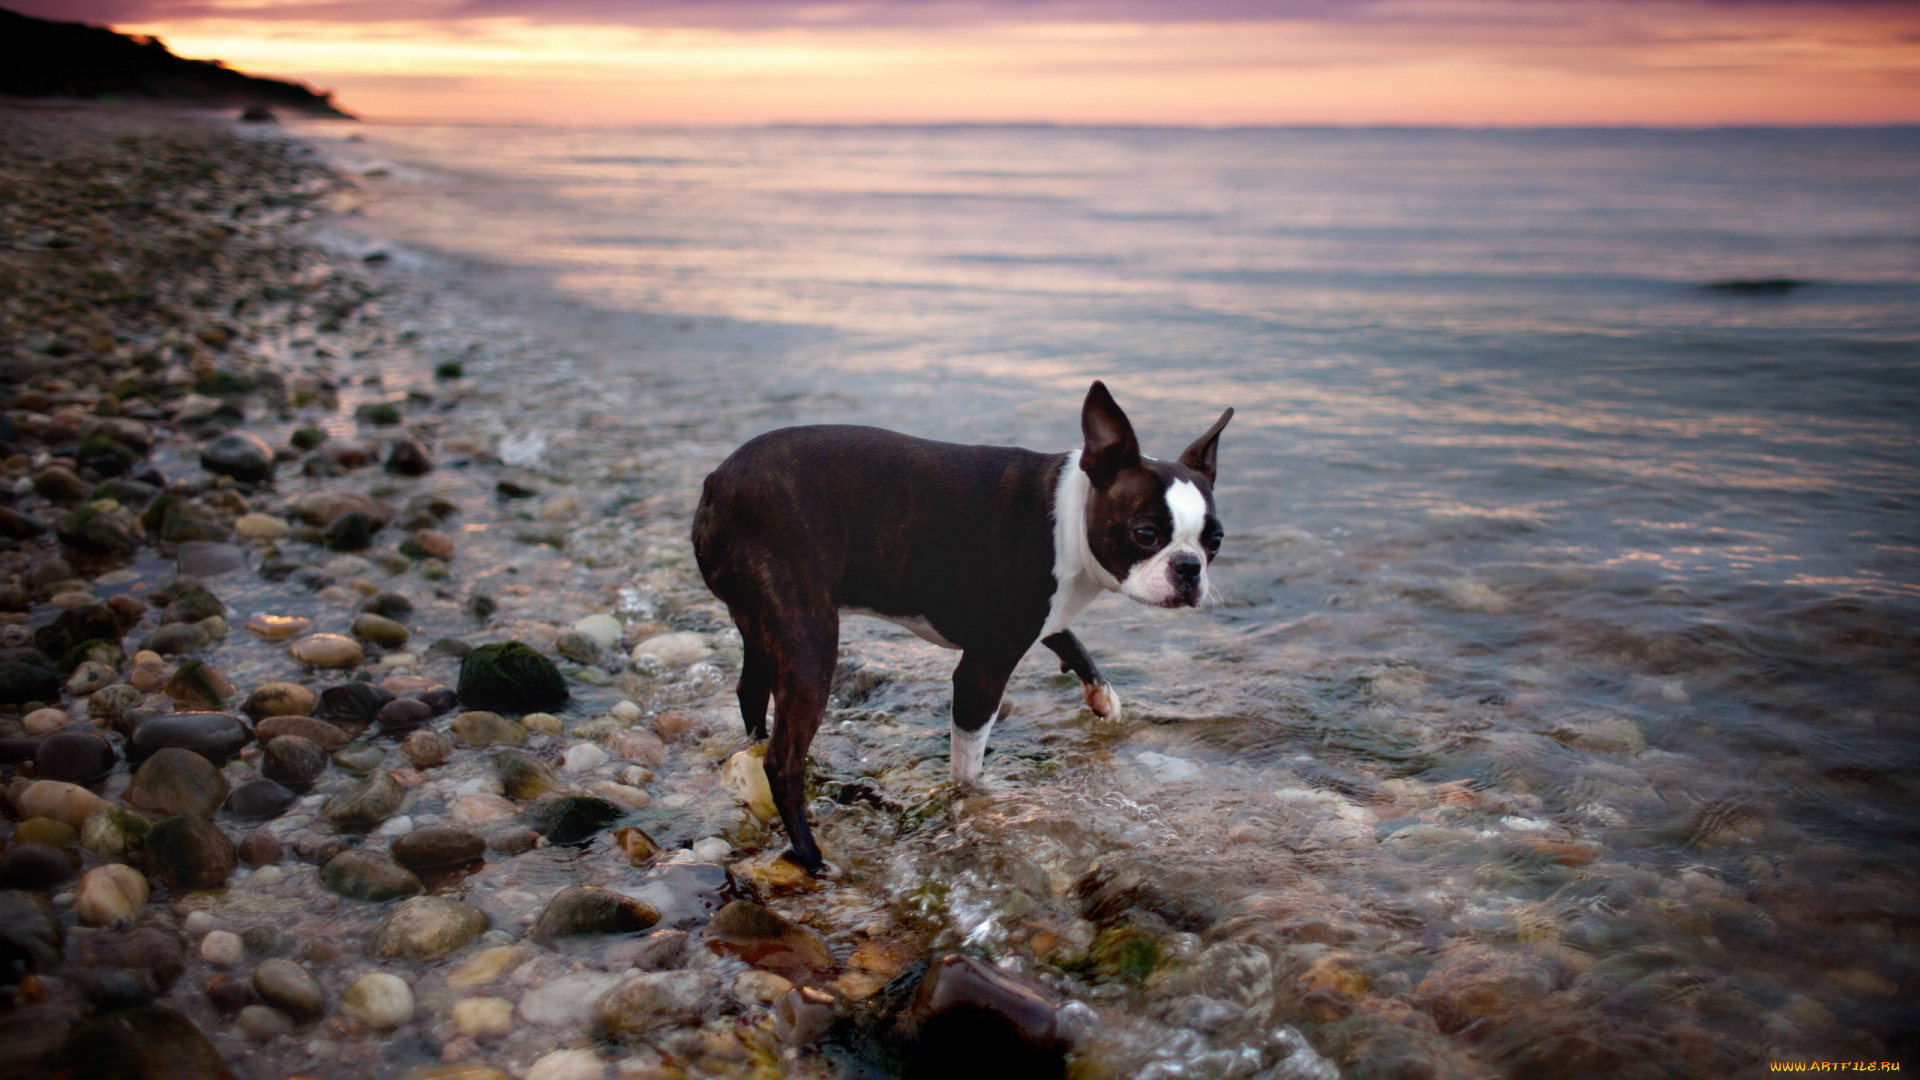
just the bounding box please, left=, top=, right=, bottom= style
left=949, top=649, right=1020, bottom=787
left=1041, top=630, right=1122, bottom=722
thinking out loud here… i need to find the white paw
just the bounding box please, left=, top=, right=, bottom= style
left=1085, top=681, right=1123, bottom=723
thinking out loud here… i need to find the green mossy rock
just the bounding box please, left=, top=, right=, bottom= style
left=458, top=641, right=568, bottom=713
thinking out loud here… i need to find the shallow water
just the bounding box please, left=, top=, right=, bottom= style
left=284, top=122, right=1920, bottom=1076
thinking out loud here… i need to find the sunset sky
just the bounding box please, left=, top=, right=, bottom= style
left=19, top=0, right=1920, bottom=125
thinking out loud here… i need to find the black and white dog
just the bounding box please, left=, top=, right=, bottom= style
left=693, top=382, right=1231, bottom=871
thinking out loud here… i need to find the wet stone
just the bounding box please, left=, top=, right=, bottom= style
left=390, top=825, right=485, bottom=871
left=80, top=805, right=152, bottom=856
left=201, top=431, right=274, bottom=485
left=375, top=696, right=434, bottom=732
left=0, top=890, right=63, bottom=975
left=458, top=641, right=569, bottom=714
left=127, top=746, right=230, bottom=818
left=242, top=924, right=291, bottom=957
left=232, top=512, right=290, bottom=539
left=261, top=734, right=328, bottom=787
left=0, top=648, right=62, bottom=706
left=319, top=681, right=393, bottom=728
left=15, top=779, right=106, bottom=829
left=65, top=660, right=118, bottom=697
left=324, top=510, right=374, bottom=551
left=31, top=731, right=118, bottom=785
left=254, top=715, right=349, bottom=750
left=174, top=541, right=246, bottom=578
left=292, top=834, right=349, bottom=865
left=555, top=631, right=602, bottom=665
left=0, top=844, right=75, bottom=890
left=495, top=747, right=564, bottom=798
left=366, top=895, right=488, bottom=960
left=14, top=818, right=76, bottom=847
left=320, top=849, right=423, bottom=902
left=238, top=1005, right=292, bottom=1040
left=602, top=929, right=688, bottom=972
left=705, top=900, right=836, bottom=975
left=331, top=744, right=387, bottom=773
left=253, top=958, right=325, bottom=1017
left=529, top=885, right=661, bottom=946
left=163, top=658, right=234, bottom=709
left=524, top=795, right=624, bottom=845
left=287, top=633, right=364, bottom=668
left=451, top=710, right=525, bottom=747
left=342, top=971, right=414, bottom=1030
left=351, top=612, right=410, bottom=648
left=402, top=729, right=453, bottom=767
left=321, top=769, right=406, bottom=828
left=225, top=777, right=297, bottom=819
left=143, top=815, right=237, bottom=890
left=201, top=930, right=244, bottom=966
left=362, top=591, right=414, bottom=619
left=774, top=986, right=838, bottom=1047
left=59, top=1004, right=233, bottom=1080
left=239, top=829, right=284, bottom=866
left=242, top=615, right=310, bottom=643
left=598, top=970, right=726, bottom=1035
left=243, top=681, right=318, bottom=718
left=129, top=711, right=248, bottom=763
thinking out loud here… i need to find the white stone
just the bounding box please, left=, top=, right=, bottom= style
left=691, top=837, right=731, bottom=862
left=201, top=930, right=244, bottom=967
left=572, top=614, right=623, bottom=649
left=518, top=972, right=624, bottom=1028
left=184, top=910, right=219, bottom=935
left=323, top=555, right=371, bottom=577
left=1135, top=751, right=1200, bottom=782
left=608, top=700, right=643, bottom=723
left=627, top=632, right=711, bottom=667
left=341, top=972, right=414, bottom=1030
left=563, top=743, right=609, bottom=772
left=373, top=814, right=415, bottom=838
left=527, top=1048, right=608, bottom=1080
left=248, top=865, right=287, bottom=887
left=451, top=996, right=515, bottom=1038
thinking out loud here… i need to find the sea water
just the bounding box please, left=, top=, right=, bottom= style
left=295, top=122, right=1920, bottom=1075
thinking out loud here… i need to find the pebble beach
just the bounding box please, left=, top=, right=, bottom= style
left=2, top=101, right=1915, bottom=1080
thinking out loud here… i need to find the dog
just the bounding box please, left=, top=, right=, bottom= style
left=692, top=381, right=1231, bottom=871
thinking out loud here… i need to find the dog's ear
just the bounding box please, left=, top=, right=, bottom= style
left=1080, top=381, right=1140, bottom=485
left=1178, top=407, right=1233, bottom=485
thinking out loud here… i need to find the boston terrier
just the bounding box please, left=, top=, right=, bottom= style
left=692, top=381, right=1232, bottom=871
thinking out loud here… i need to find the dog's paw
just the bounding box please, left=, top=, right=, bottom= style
left=1084, top=680, right=1123, bottom=723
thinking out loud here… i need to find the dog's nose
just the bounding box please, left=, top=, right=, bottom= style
left=1170, top=551, right=1203, bottom=583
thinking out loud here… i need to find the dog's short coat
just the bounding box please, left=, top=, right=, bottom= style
left=693, top=381, right=1231, bottom=870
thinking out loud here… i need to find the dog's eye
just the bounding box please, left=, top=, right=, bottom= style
left=1203, top=526, right=1223, bottom=555
left=1132, top=525, right=1160, bottom=548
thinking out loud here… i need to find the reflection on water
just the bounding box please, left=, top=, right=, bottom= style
left=297, top=122, right=1919, bottom=1075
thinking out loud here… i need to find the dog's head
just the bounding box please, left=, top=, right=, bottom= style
left=1078, top=381, right=1232, bottom=609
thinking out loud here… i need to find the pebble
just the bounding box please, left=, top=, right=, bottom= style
left=239, top=1004, right=295, bottom=1040
left=288, top=633, right=365, bottom=667
left=130, top=710, right=248, bottom=762
left=201, top=431, right=275, bottom=485
left=255, top=715, right=350, bottom=750
left=589, top=781, right=651, bottom=810
left=527, top=1049, right=606, bottom=1080
left=322, top=769, right=406, bottom=827
left=233, top=512, right=291, bottom=539
left=263, top=734, right=329, bottom=787
left=450, top=793, right=517, bottom=825
left=608, top=700, right=643, bottom=723
left=73, top=864, right=150, bottom=925
left=127, top=746, right=229, bottom=817
left=564, top=743, right=609, bottom=772
left=65, top=660, right=118, bottom=696
left=16, top=779, right=107, bottom=829
left=184, top=910, right=219, bottom=935
left=722, top=749, right=777, bottom=821
left=243, top=680, right=319, bottom=717
left=520, top=711, right=563, bottom=735
left=202, top=929, right=245, bottom=966
left=529, top=885, right=661, bottom=945
left=22, top=707, right=69, bottom=735
left=402, top=729, right=453, bottom=767
left=705, top=900, right=836, bottom=975
left=13, top=817, right=75, bottom=847
left=601, top=930, right=687, bottom=972
left=320, top=849, right=423, bottom=901
left=555, top=630, right=602, bottom=665
left=629, top=631, right=712, bottom=667
left=351, top=612, right=410, bottom=648
left=244, top=614, right=312, bottom=642
left=450, top=710, right=526, bottom=747
left=367, top=895, right=490, bottom=960
left=31, top=731, right=119, bottom=784
left=391, top=825, right=486, bottom=871
left=225, top=777, right=298, bottom=819
left=342, top=972, right=415, bottom=1030
left=601, top=727, right=667, bottom=766
left=375, top=697, right=434, bottom=731
left=81, top=805, right=153, bottom=858
left=598, top=970, right=726, bottom=1034
left=143, top=622, right=209, bottom=656
left=523, top=794, right=623, bottom=845
left=450, top=996, right=515, bottom=1038
left=145, top=814, right=237, bottom=889
left=495, top=748, right=563, bottom=798
left=1, top=845, right=73, bottom=894
left=446, top=945, right=521, bottom=988
left=457, top=641, right=569, bottom=714
left=735, top=969, right=795, bottom=1005
left=163, top=657, right=235, bottom=708
left=519, top=971, right=624, bottom=1028
left=573, top=614, right=623, bottom=648
left=253, top=958, right=327, bottom=1017
left=406, top=529, right=454, bottom=558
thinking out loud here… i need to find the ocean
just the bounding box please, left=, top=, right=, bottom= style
left=293, top=121, right=1920, bottom=1075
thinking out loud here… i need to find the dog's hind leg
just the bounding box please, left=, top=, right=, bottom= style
left=765, top=609, right=839, bottom=872
left=735, top=639, right=772, bottom=742
left=1042, top=629, right=1122, bottom=722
